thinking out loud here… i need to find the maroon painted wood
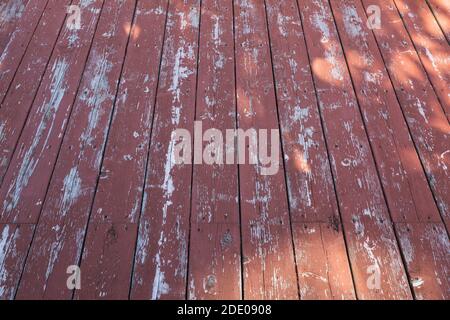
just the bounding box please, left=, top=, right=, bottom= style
left=0, top=0, right=47, bottom=104
left=0, top=0, right=103, bottom=299
left=394, top=0, right=449, bottom=119
left=129, top=0, right=201, bottom=300
left=298, top=0, right=411, bottom=299
left=0, top=0, right=30, bottom=54
left=396, top=222, right=450, bottom=299
left=0, top=0, right=447, bottom=300
left=234, top=0, right=299, bottom=300
left=363, top=0, right=450, bottom=232
left=0, top=0, right=71, bottom=183
left=293, top=222, right=356, bottom=299
left=330, top=0, right=449, bottom=299
left=187, top=0, right=241, bottom=300
left=0, top=223, right=34, bottom=299
left=16, top=0, right=137, bottom=300
left=265, top=0, right=355, bottom=299
left=426, top=0, right=450, bottom=43
left=76, top=0, right=169, bottom=300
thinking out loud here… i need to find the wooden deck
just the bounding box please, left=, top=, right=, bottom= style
left=0, top=0, right=449, bottom=300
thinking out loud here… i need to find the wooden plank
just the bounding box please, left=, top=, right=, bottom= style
left=330, top=0, right=441, bottom=223
left=363, top=0, right=450, bottom=232
left=15, top=0, right=138, bottom=300
left=265, top=0, right=341, bottom=224
left=0, top=0, right=103, bottom=224
left=73, top=0, right=169, bottom=300
left=331, top=0, right=449, bottom=300
left=298, top=0, right=411, bottom=299
left=293, top=223, right=356, bottom=299
left=0, top=224, right=34, bottom=300
left=0, top=0, right=47, bottom=104
left=234, top=0, right=298, bottom=300
left=264, top=0, right=355, bottom=299
left=0, top=0, right=103, bottom=300
left=427, top=0, right=450, bottom=43
left=394, top=0, right=450, bottom=119
left=396, top=222, right=450, bottom=300
left=87, top=1, right=200, bottom=299
left=78, top=222, right=138, bottom=299
left=0, top=0, right=71, bottom=184
left=187, top=0, right=241, bottom=300
left=0, top=0, right=30, bottom=54
left=130, top=0, right=200, bottom=300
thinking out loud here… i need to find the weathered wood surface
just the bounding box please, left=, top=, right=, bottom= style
left=363, top=0, right=450, bottom=233
left=0, top=0, right=30, bottom=54
left=265, top=0, right=355, bottom=300
left=426, top=0, right=450, bottom=43
left=131, top=0, right=200, bottom=300
left=330, top=0, right=449, bottom=299
left=234, top=0, right=298, bottom=300
left=0, top=0, right=448, bottom=300
left=17, top=0, right=137, bottom=300
left=394, top=0, right=449, bottom=119
left=0, top=0, right=47, bottom=104
left=77, top=0, right=168, bottom=300
left=298, top=0, right=411, bottom=299
left=187, top=0, right=241, bottom=300
left=0, top=0, right=70, bottom=183
left=0, top=0, right=103, bottom=299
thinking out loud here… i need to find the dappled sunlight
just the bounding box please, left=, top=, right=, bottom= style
left=395, top=0, right=445, bottom=42
left=1, top=0, right=449, bottom=301
left=429, top=114, right=450, bottom=135
left=345, top=49, right=366, bottom=69
left=426, top=0, right=450, bottom=42
left=292, top=148, right=311, bottom=174
left=311, top=56, right=340, bottom=85
left=130, top=24, right=141, bottom=41
left=388, top=52, right=423, bottom=84
left=123, top=22, right=133, bottom=36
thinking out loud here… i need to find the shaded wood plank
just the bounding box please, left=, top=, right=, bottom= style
left=331, top=0, right=449, bottom=300
left=298, top=0, right=411, bottom=299
left=73, top=0, right=169, bottom=300
left=396, top=222, right=450, bottom=299
left=187, top=0, right=241, bottom=300
left=0, top=0, right=103, bottom=300
left=234, top=0, right=299, bottom=300
left=394, top=0, right=450, bottom=119
left=0, top=0, right=103, bottom=224
left=131, top=0, right=201, bottom=300
left=0, top=0, right=30, bottom=54
left=264, top=0, right=355, bottom=299
left=293, top=223, right=356, bottom=300
left=0, top=0, right=72, bottom=183
left=427, top=0, right=450, bottom=43
left=0, top=0, right=47, bottom=104
left=78, top=222, right=138, bottom=299
left=16, top=0, right=138, bottom=300
left=330, top=0, right=441, bottom=223
left=265, top=0, right=340, bottom=224
left=363, top=0, right=450, bottom=232
left=0, top=224, right=34, bottom=299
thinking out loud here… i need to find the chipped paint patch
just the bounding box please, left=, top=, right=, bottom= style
left=59, top=167, right=82, bottom=217
left=0, top=0, right=26, bottom=27
left=341, top=4, right=365, bottom=39
left=3, top=58, right=68, bottom=215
